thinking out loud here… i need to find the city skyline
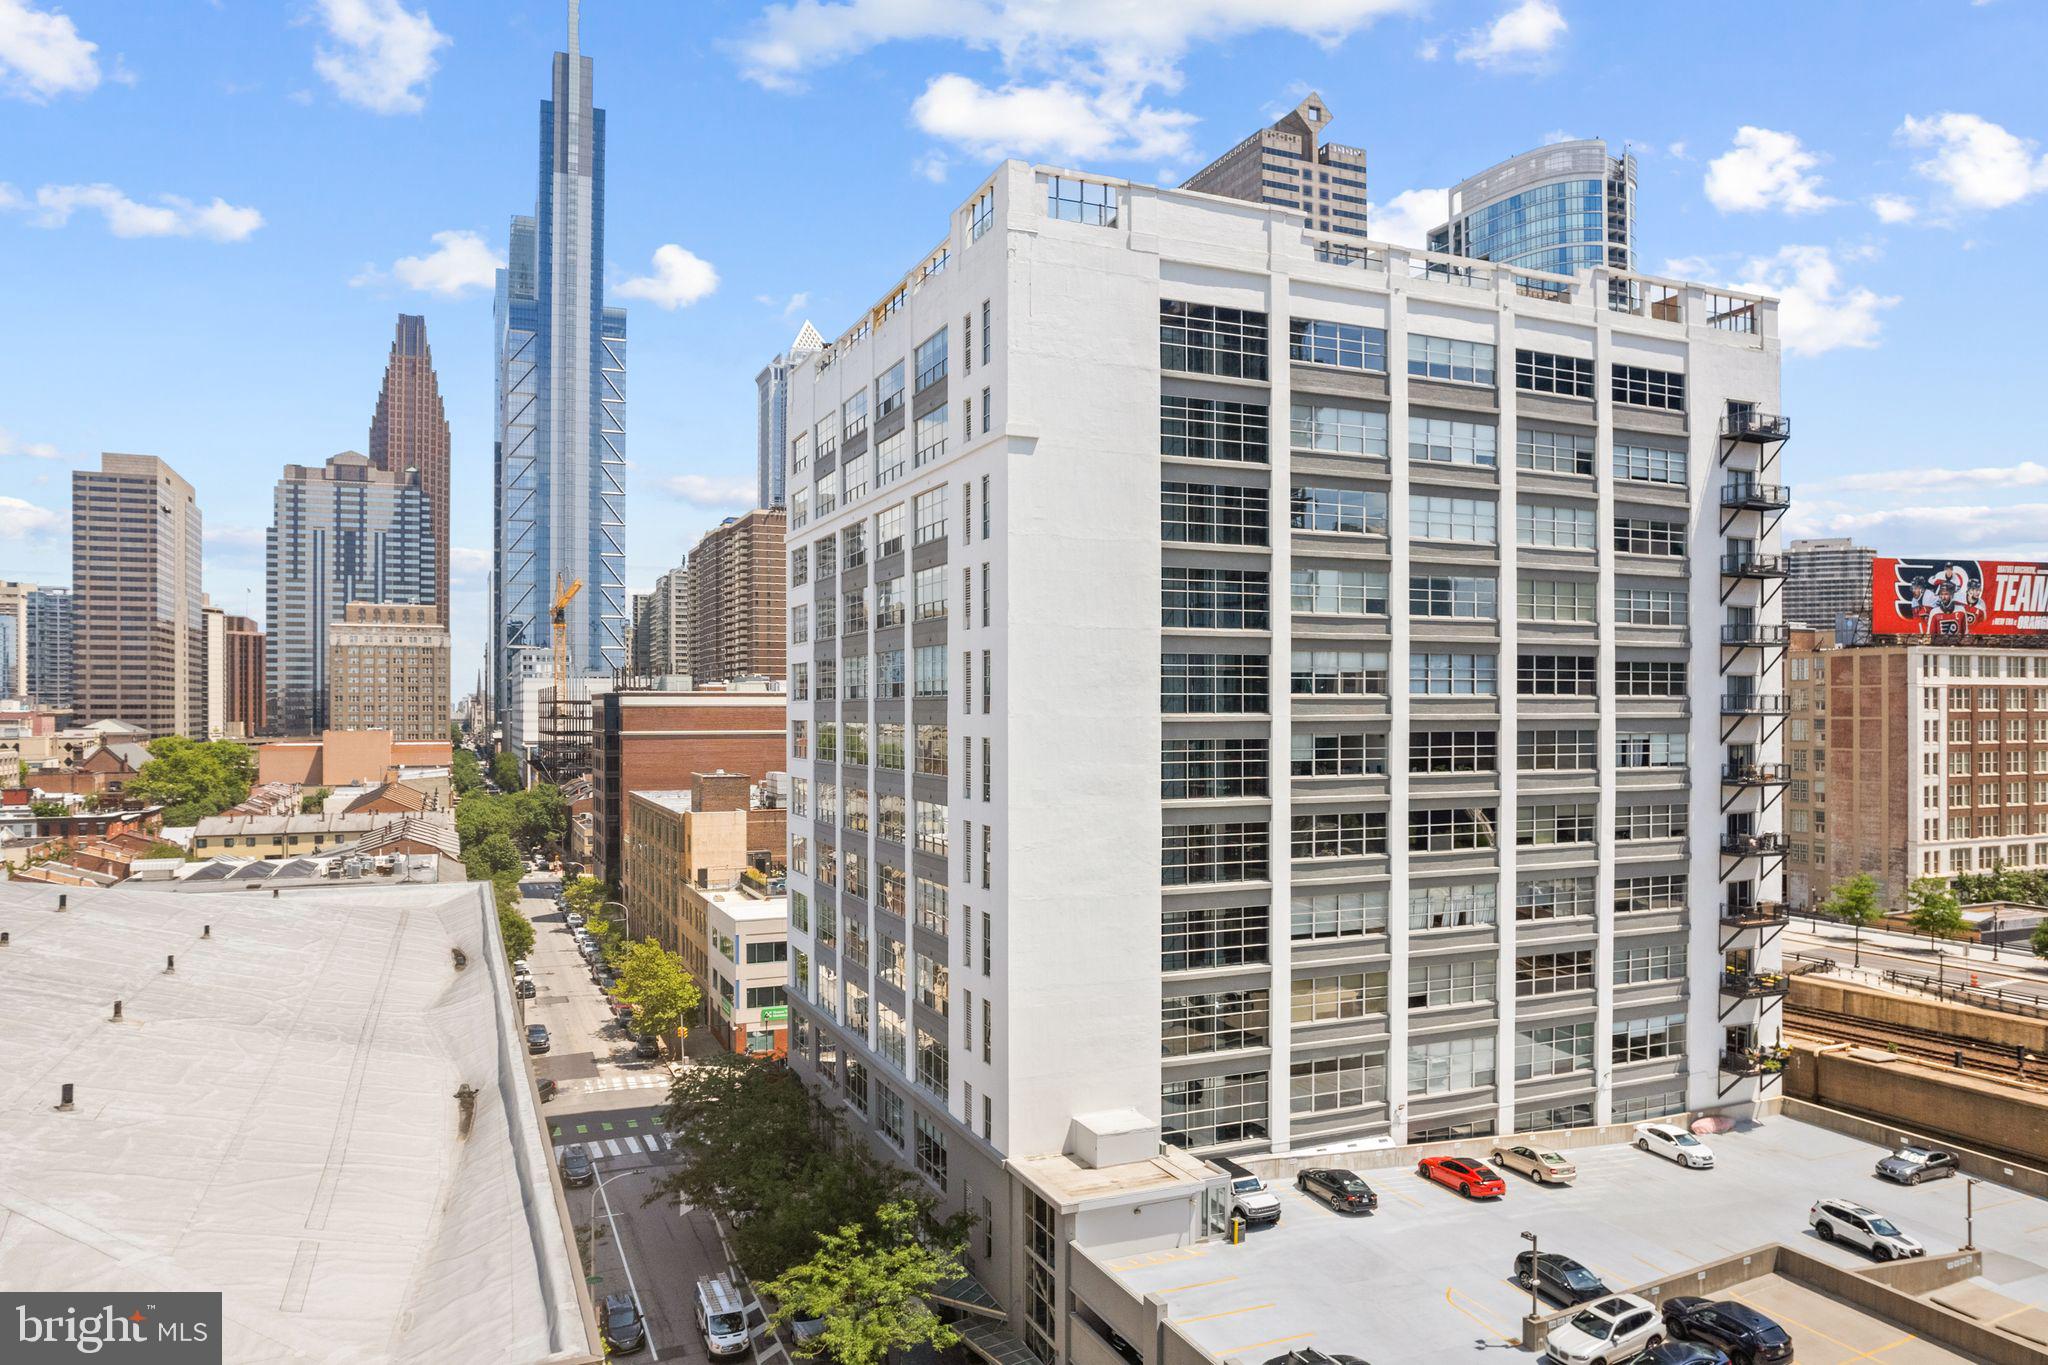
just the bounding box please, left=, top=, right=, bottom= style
left=4, top=2, right=2048, bottom=697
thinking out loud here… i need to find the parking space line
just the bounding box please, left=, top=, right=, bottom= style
left=1156, top=1276, right=1239, bottom=1295
left=1860, top=1334, right=1918, bottom=1359
left=1219, top=1333, right=1312, bottom=1355
left=1179, top=1303, right=1272, bottom=1324
left=1730, top=1294, right=1860, bottom=1357
left=1442, top=1287, right=1518, bottom=1346
left=1110, top=1246, right=1210, bottom=1271
left=1386, top=1186, right=1426, bottom=1210
left=1630, top=1251, right=1675, bottom=1275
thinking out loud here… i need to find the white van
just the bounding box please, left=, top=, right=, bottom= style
left=695, top=1275, right=751, bottom=1358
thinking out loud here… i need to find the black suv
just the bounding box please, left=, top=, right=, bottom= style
left=526, top=1023, right=551, bottom=1054
left=560, top=1143, right=594, bottom=1187
left=1662, top=1297, right=1793, bottom=1364
left=1295, top=1167, right=1378, bottom=1214
left=603, top=1292, right=646, bottom=1354
left=1512, top=1251, right=1611, bottom=1307
left=1265, top=1351, right=1369, bottom=1365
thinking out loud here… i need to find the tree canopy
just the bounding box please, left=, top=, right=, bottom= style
left=452, top=749, right=484, bottom=796
left=129, top=737, right=255, bottom=822
left=1906, top=878, right=1968, bottom=939
left=465, top=832, right=523, bottom=880
left=489, top=751, right=522, bottom=791
left=761, top=1201, right=963, bottom=1365
left=454, top=784, right=566, bottom=856
left=1819, top=873, right=1884, bottom=928
left=613, top=938, right=700, bottom=1037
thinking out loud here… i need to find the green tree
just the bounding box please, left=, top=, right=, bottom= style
left=449, top=723, right=463, bottom=746
left=1906, top=878, right=1968, bottom=939
left=30, top=799, right=68, bottom=817
left=563, top=875, right=607, bottom=918
left=129, top=737, right=255, bottom=820
left=2033, top=917, right=2048, bottom=960
left=613, top=938, right=701, bottom=1038
left=300, top=786, right=332, bottom=815
left=508, top=784, right=567, bottom=848
left=466, top=832, right=523, bottom=880
left=1820, top=873, right=1884, bottom=930
left=15, top=759, right=28, bottom=786
left=452, top=749, right=484, bottom=796
left=141, top=841, right=188, bottom=860
left=493, top=873, right=535, bottom=961
left=762, top=1201, right=964, bottom=1365
left=490, top=751, right=522, bottom=791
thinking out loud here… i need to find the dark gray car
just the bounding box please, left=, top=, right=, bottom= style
left=1875, top=1145, right=1959, bottom=1184
left=560, top=1143, right=594, bottom=1187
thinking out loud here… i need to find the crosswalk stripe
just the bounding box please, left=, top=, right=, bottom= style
left=605, top=1139, right=623, bottom=1157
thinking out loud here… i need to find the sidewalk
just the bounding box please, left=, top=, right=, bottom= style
left=1790, top=916, right=2047, bottom=973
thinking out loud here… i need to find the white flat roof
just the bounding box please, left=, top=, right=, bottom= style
left=0, top=881, right=599, bottom=1364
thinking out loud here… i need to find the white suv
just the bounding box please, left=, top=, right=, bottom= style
left=1634, top=1122, right=1714, bottom=1169
left=1543, top=1294, right=1662, bottom=1364
left=1810, top=1198, right=1925, bottom=1261
left=1214, top=1158, right=1282, bottom=1226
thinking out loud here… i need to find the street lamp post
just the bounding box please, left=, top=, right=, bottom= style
left=602, top=900, right=632, bottom=942
left=1964, top=1177, right=1980, bottom=1252
left=1520, top=1229, right=1541, bottom=1329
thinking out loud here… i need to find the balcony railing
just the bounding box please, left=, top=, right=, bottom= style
left=1721, top=553, right=1788, bottom=578
left=1721, top=762, right=1791, bottom=786
left=1720, top=969, right=1791, bottom=1001
left=1720, top=482, right=1793, bottom=511
left=1720, top=622, right=1791, bottom=647
left=1721, top=831, right=1789, bottom=857
left=1720, top=901, right=1789, bottom=929
left=1720, top=693, right=1790, bottom=716
left=1722, top=412, right=1792, bottom=442
left=1718, top=1046, right=1791, bottom=1078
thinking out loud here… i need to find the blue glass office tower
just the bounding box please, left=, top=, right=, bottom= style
left=494, top=0, right=627, bottom=714
left=1427, top=140, right=1636, bottom=278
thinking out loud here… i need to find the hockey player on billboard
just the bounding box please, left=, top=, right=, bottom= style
left=1898, top=561, right=1985, bottom=637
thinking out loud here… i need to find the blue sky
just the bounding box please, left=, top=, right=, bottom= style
left=3, top=0, right=2047, bottom=690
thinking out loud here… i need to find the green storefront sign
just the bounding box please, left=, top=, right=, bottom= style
left=760, top=1005, right=789, bottom=1022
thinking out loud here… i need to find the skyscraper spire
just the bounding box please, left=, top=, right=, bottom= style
left=567, top=0, right=580, bottom=61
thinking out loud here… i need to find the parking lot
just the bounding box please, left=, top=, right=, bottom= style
left=1101, top=1115, right=2048, bottom=1362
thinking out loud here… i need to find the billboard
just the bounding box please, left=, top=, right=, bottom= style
left=1871, top=557, right=2048, bottom=637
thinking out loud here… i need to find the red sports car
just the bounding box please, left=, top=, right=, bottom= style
left=1417, top=1156, right=1507, bottom=1199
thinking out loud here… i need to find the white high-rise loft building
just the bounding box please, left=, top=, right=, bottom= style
left=781, top=160, right=1789, bottom=1357
left=757, top=320, right=826, bottom=510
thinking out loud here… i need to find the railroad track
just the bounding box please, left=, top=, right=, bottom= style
left=1783, top=1005, right=2048, bottom=1095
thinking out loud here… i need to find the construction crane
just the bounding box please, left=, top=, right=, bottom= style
left=550, top=572, right=583, bottom=704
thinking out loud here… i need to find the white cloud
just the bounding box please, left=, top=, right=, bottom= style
left=0, top=0, right=99, bottom=102
left=1869, top=193, right=1918, bottom=224
left=1898, top=112, right=2048, bottom=211
left=1365, top=187, right=1447, bottom=248
left=1704, top=127, right=1837, bottom=213
left=8, top=182, right=263, bottom=240
left=616, top=244, right=719, bottom=310
left=755, top=291, right=811, bottom=318
left=1733, top=245, right=1898, bottom=357
left=1821, top=461, right=2048, bottom=497
left=1454, top=0, right=1566, bottom=69
left=1665, top=141, right=1688, bottom=160
left=1789, top=501, right=2048, bottom=556
left=912, top=72, right=1195, bottom=163
left=450, top=545, right=490, bottom=577
left=0, top=495, right=61, bottom=540
left=352, top=229, right=502, bottom=296
left=204, top=524, right=265, bottom=552
left=662, top=474, right=756, bottom=509
left=0, top=427, right=66, bottom=460
left=311, top=0, right=450, bottom=115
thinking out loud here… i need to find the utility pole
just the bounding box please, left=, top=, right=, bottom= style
left=1964, top=1178, right=1980, bottom=1251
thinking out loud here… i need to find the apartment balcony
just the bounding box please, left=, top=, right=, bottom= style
left=1718, top=1046, right=1791, bottom=1079
left=1721, top=761, right=1791, bottom=787
left=1719, top=693, right=1790, bottom=717
left=1721, top=553, right=1788, bottom=579
left=1721, top=622, right=1791, bottom=647
left=1721, top=831, right=1789, bottom=857
left=1722, top=412, right=1792, bottom=443
left=1720, top=901, right=1789, bottom=930
left=1720, top=969, right=1790, bottom=1002
left=1720, top=482, right=1793, bottom=512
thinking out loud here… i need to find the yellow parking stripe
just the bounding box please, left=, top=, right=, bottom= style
left=1221, top=1333, right=1314, bottom=1355
left=1156, top=1276, right=1239, bottom=1295
left=1109, top=1245, right=1211, bottom=1271
left=1180, top=1303, right=1273, bottom=1324
left=1443, top=1287, right=1519, bottom=1346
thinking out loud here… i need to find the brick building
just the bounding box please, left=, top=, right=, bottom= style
left=257, top=729, right=452, bottom=788
left=684, top=507, right=787, bottom=685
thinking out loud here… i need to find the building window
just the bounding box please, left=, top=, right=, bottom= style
left=914, top=1110, right=948, bottom=1185
left=1161, top=904, right=1269, bottom=972
left=914, top=645, right=947, bottom=697
left=1165, top=567, right=1270, bottom=629
left=1161, top=1070, right=1268, bottom=1150
left=1162, top=481, right=1270, bottom=546
left=1291, top=1054, right=1385, bottom=1114
left=968, top=188, right=994, bottom=240
left=1294, top=730, right=1388, bottom=776
left=1410, top=574, right=1497, bottom=619
left=842, top=389, right=869, bottom=441
left=1290, top=811, right=1388, bottom=858
left=1163, top=652, right=1268, bottom=713
left=877, top=361, right=906, bottom=418
left=1407, top=1035, right=1495, bottom=1095
left=1614, top=517, right=1687, bottom=557
left=1614, top=942, right=1687, bottom=984
left=1615, top=661, right=1686, bottom=698
left=1515, top=348, right=1594, bottom=397
left=1612, top=364, right=1686, bottom=411
left=1290, top=649, right=1388, bottom=696
left=1163, top=821, right=1269, bottom=885
left=1292, top=567, right=1387, bottom=616
left=915, top=405, right=948, bottom=466
left=1410, top=730, right=1497, bottom=774
left=1616, top=731, right=1687, bottom=768
left=874, top=429, right=906, bottom=486
left=1407, top=807, right=1498, bottom=853
left=1517, top=948, right=1595, bottom=996
left=1615, top=803, right=1687, bottom=841
left=1290, top=888, right=1388, bottom=941
left=1517, top=875, right=1595, bottom=920
left=1411, top=496, right=1497, bottom=544
left=1161, top=300, right=1268, bottom=379
left=1615, top=588, right=1687, bottom=626
left=1518, top=578, right=1598, bottom=623
left=1047, top=174, right=1117, bottom=226
left=1408, top=334, right=1495, bottom=384
left=1517, top=502, right=1595, bottom=549
left=1162, top=988, right=1268, bottom=1056
left=1163, top=395, right=1269, bottom=463
left=1517, top=803, right=1597, bottom=846
left=1291, top=485, right=1387, bottom=535
left=915, top=327, right=949, bottom=390
left=1517, top=654, right=1597, bottom=697
left=1409, top=652, right=1498, bottom=696
left=1409, top=958, right=1496, bottom=1008
left=914, top=487, right=947, bottom=544
left=1517, top=427, right=1594, bottom=475
left=1613, top=1089, right=1685, bottom=1123
left=1612, top=1012, right=1686, bottom=1063
left=1290, top=318, right=1387, bottom=371
left=1162, top=736, right=1269, bottom=799
left=1291, top=971, right=1388, bottom=1022
left=1408, top=417, right=1498, bottom=467
left=1290, top=400, right=1388, bottom=457
left=1515, top=1022, right=1594, bottom=1079
left=1409, top=880, right=1497, bottom=929
left=1616, top=874, right=1686, bottom=915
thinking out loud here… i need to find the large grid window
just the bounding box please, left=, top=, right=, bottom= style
left=1518, top=427, right=1594, bottom=475
left=1292, top=971, right=1389, bottom=1022
left=1048, top=175, right=1118, bottom=225
left=843, top=390, right=869, bottom=441
left=1614, top=1089, right=1685, bottom=1123
left=1615, top=517, right=1687, bottom=557
left=1164, top=822, right=1269, bottom=885
left=1616, top=588, right=1688, bottom=625
left=1412, top=495, right=1497, bottom=543
left=1615, top=661, right=1687, bottom=697
left=915, top=800, right=949, bottom=855
left=914, top=1110, right=948, bottom=1184
left=877, top=361, right=906, bottom=418
left=1291, top=1055, right=1386, bottom=1115
left=1518, top=803, right=1598, bottom=846
left=1161, top=989, right=1268, bottom=1056
left=1519, top=1102, right=1593, bottom=1131
left=1290, top=649, right=1388, bottom=695
left=876, top=505, right=906, bottom=559
left=1409, top=881, right=1498, bottom=929
left=1409, top=335, right=1495, bottom=384
left=1410, top=653, right=1498, bottom=696
left=1291, top=889, right=1388, bottom=941
left=1616, top=731, right=1687, bottom=767
left=1615, top=804, right=1688, bottom=840
left=1410, top=959, right=1497, bottom=1007
left=1162, top=1071, right=1267, bottom=1150
left=1614, top=441, right=1687, bottom=484
left=1291, top=401, right=1389, bottom=456
left=1292, top=485, right=1387, bottom=535
left=1518, top=654, right=1598, bottom=697
left=1515, top=349, right=1594, bottom=398
left=1516, top=1022, right=1594, bottom=1079
left=1162, top=481, right=1270, bottom=546
left=914, top=487, right=947, bottom=543
left=1517, top=502, right=1596, bottom=549
left=1409, top=417, right=1498, bottom=467
left=1162, top=737, right=1270, bottom=799
left=914, top=327, right=949, bottom=390
left=1518, top=578, right=1598, bottom=623
left=1517, top=948, right=1595, bottom=996
left=1162, top=301, right=1268, bottom=379
left=1163, top=395, right=1269, bottom=463
left=1162, top=653, right=1266, bottom=714
left=1520, top=728, right=1597, bottom=769
left=1164, top=568, right=1270, bottom=629
left=915, top=404, right=948, bottom=466
left=1410, top=730, right=1497, bottom=774
left=1612, top=364, right=1686, bottom=411
left=1410, top=574, right=1497, bottom=619
left=1407, top=1035, right=1495, bottom=1095
left=1293, top=731, right=1388, bottom=776
left=1292, top=812, right=1388, bottom=858
left=1616, top=875, right=1687, bottom=915
left=1615, top=942, right=1687, bottom=984
left=1162, top=904, right=1269, bottom=972
left=1292, top=567, right=1388, bottom=615
left=914, top=565, right=946, bottom=621
left=1408, top=807, right=1498, bottom=852
left=913, top=646, right=947, bottom=697
left=1290, top=318, right=1388, bottom=371
left=1517, top=875, right=1596, bottom=921
left=1613, top=1013, right=1686, bottom=1063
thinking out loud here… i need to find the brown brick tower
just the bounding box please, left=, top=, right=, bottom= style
left=368, top=314, right=452, bottom=624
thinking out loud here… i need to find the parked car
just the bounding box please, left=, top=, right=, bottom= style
left=1416, top=1156, right=1506, bottom=1199
left=635, top=1033, right=661, bottom=1060
left=560, top=1143, right=594, bottom=1187
left=565, top=911, right=585, bottom=928
left=1810, top=1198, right=1924, bottom=1260
left=1295, top=1167, right=1378, bottom=1214
left=537, top=1078, right=558, bottom=1103
left=512, top=959, right=532, bottom=978
left=1620, top=1345, right=1731, bottom=1365
left=603, top=1292, right=647, bottom=1354
left=1660, top=1298, right=1793, bottom=1364
left=696, top=1276, right=751, bottom=1358
left=1265, top=1351, right=1371, bottom=1365
left=1543, top=1293, right=1663, bottom=1365
left=1514, top=1251, right=1611, bottom=1307
left=1214, top=1157, right=1282, bottom=1226
left=1634, top=1123, right=1714, bottom=1169
left=516, top=978, right=536, bottom=999
left=1493, top=1143, right=1579, bottom=1184
left=525, top=1023, right=551, bottom=1053
left=1875, top=1145, right=1959, bottom=1185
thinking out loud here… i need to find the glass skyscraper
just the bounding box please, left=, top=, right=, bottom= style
left=494, top=2, right=627, bottom=713
left=1428, top=140, right=1636, bottom=279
